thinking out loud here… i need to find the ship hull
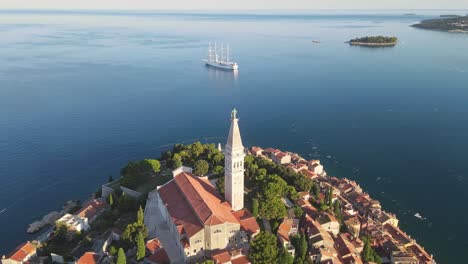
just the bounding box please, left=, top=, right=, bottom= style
left=204, top=60, right=238, bottom=71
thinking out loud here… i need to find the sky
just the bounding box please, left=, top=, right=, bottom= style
left=1, top=0, right=468, bottom=10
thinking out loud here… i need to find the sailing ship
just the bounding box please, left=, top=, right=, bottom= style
left=203, top=42, right=238, bottom=71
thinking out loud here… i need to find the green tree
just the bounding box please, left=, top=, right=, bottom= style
left=117, top=248, right=126, bottom=264
left=259, top=197, right=287, bottom=220
left=136, top=232, right=146, bottom=261
left=212, top=153, right=224, bottom=166
left=108, top=193, right=114, bottom=208
left=311, top=183, right=320, bottom=198
left=333, top=200, right=340, bottom=216
left=292, top=205, right=304, bottom=218
left=198, top=260, right=215, bottom=264
left=298, top=233, right=308, bottom=261
left=144, top=159, right=161, bottom=174
left=216, top=176, right=225, bottom=195
left=190, top=141, right=205, bottom=158
left=171, top=154, right=183, bottom=169
left=361, top=235, right=382, bottom=264
left=278, top=246, right=294, bottom=264
left=123, top=207, right=148, bottom=243
left=327, top=187, right=333, bottom=208
left=249, top=232, right=278, bottom=264
left=109, top=246, right=118, bottom=256
left=213, top=165, right=224, bottom=176
left=294, top=175, right=313, bottom=192
left=194, top=160, right=209, bottom=176
left=252, top=198, right=259, bottom=217
left=137, top=206, right=144, bottom=225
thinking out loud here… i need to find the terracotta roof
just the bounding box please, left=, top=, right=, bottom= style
left=180, top=238, right=190, bottom=249
left=158, top=180, right=204, bottom=237
left=76, top=199, right=108, bottom=221
left=231, top=255, right=251, bottom=264
left=77, top=252, right=100, bottom=264
left=174, top=172, right=239, bottom=225
left=251, top=147, right=263, bottom=153
left=212, top=250, right=231, bottom=264
left=408, top=244, right=432, bottom=263
left=263, top=148, right=279, bottom=154
left=146, top=238, right=161, bottom=254
left=158, top=172, right=240, bottom=238
left=147, top=248, right=169, bottom=264
left=383, top=224, right=412, bottom=245
left=275, top=152, right=288, bottom=158
left=277, top=219, right=295, bottom=242
left=233, top=209, right=260, bottom=235
left=334, top=234, right=353, bottom=258
left=300, top=168, right=317, bottom=178
left=6, top=241, right=36, bottom=262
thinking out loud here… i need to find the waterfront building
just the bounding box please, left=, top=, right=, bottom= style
left=1, top=241, right=37, bottom=264
left=56, top=199, right=108, bottom=233
left=144, top=110, right=259, bottom=262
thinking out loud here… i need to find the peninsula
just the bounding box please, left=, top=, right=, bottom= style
left=348, top=36, right=398, bottom=47
left=412, top=16, right=468, bottom=33
left=1, top=110, right=435, bottom=264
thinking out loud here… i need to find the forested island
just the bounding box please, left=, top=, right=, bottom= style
left=412, top=16, right=468, bottom=32
left=348, top=36, right=398, bottom=47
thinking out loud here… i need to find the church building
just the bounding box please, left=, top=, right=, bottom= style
left=144, top=110, right=260, bottom=263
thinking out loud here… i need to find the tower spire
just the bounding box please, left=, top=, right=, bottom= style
left=224, top=109, right=245, bottom=211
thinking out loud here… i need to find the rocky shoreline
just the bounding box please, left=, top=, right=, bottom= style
left=27, top=200, right=80, bottom=234
left=348, top=41, right=397, bottom=47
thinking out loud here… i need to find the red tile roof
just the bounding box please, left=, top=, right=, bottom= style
left=158, top=180, right=204, bottom=237
left=147, top=248, right=169, bottom=264
left=233, top=209, right=260, bottom=235
left=277, top=219, right=294, bottom=242
left=146, top=238, right=161, bottom=254
left=76, top=199, right=108, bottom=221
left=231, top=255, right=251, bottom=264
left=6, top=241, right=36, bottom=262
left=275, top=152, right=288, bottom=158
left=408, top=244, right=432, bottom=263
left=158, top=172, right=241, bottom=238
left=174, top=172, right=239, bottom=225
left=212, top=250, right=232, bottom=264
left=263, top=148, right=279, bottom=154
left=77, top=252, right=100, bottom=264
left=300, top=168, right=318, bottom=179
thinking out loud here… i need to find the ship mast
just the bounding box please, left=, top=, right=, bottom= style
left=214, top=42, right=218, bottom=62
left=208, top=42, right=212, bottom=62
left=220, top=42, right=224, bottom=62
left=227, top=44, right=230, bottom=63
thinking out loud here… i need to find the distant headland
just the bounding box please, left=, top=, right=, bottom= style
left=348, top=36, right=398, bottom=47
left=412, top=16, right=468, bottom=33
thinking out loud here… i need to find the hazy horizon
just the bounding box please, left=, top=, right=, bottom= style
left=1, top=0, right=468, bottom=11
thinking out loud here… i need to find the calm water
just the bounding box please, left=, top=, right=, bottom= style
left=1, top=10, right=468, bottom=263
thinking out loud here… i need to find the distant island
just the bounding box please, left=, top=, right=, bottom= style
left=348, top=36, right=398, bottom=47
left=412, top=16, right=468, bottom=33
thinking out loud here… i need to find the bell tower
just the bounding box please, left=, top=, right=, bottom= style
left=224, top=109, right=245, bottom=211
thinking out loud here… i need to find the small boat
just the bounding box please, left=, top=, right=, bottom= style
left=312, top=40, right=321, bottom=43
left=414, top=213, right=424, bottom=220
left=203, top=42, right=238, bottom=71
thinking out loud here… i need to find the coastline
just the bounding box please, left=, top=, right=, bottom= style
left=348, top=41, right=397, bottom=47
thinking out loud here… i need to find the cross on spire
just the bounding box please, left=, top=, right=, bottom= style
left=231, top=108, right=237, bottom=119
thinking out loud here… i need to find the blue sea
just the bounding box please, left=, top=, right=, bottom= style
left=1, top=10, right=468, bottom=263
